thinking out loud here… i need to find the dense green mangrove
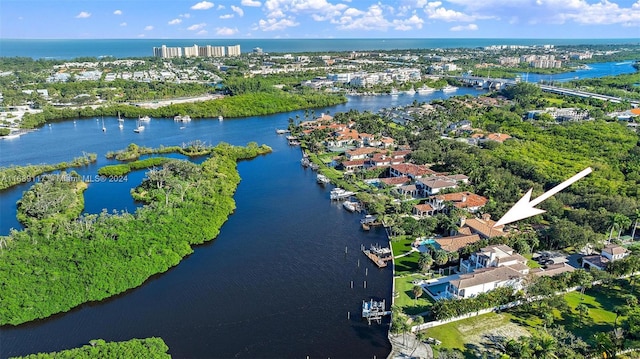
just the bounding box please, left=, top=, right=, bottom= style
left=0, top=142, right=271, bottom=325
left=11, top=337, right=171, bottom=358
left=0, top=153, right=97, bottom=191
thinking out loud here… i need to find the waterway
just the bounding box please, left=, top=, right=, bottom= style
left=0, top=90, right=478, bottom=359
left=0, top=59, right=637, bottom=357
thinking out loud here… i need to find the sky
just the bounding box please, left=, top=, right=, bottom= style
left=2, top=0, right=640, bottom=39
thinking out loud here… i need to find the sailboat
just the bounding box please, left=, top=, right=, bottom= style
left=118, top=112, right=124, bottom=129
left=133, top=118, right=145, bottom=133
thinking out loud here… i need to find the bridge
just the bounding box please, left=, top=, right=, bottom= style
left=452, top=75, right=639, bottom=106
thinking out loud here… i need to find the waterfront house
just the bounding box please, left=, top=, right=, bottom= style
left=426, top=191, right=488, bottom=213
left=581, top=244, right=629, bottom=270
left=379, top=176, right=411, bottom=188
left=447, top=266, right=526, bottom=299
left=413, top=203, right=437, bottom=217
left=434, top=234, right=481, bottom=253
left=390, top=163, right=439, bottom=179
left=458, top=215, right=505, bottom=239
left=345, top=147, right=380, bottom=160
left=459, top=244, right=526, bottom=274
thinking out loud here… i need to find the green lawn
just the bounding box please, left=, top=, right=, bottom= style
left=394, top=250, right=421, bottom=274
left=394, top=274, right=434, bottom=315
left=422, top=312, right=529, bottom=352
left=554, top=287, right=625, bottom=339
left=522, top=253, right=542, bottom=269
left=391, top=236, right=415, bottom=257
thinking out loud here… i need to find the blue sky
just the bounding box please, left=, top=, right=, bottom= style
left=2, top=0, right=640, bottom=39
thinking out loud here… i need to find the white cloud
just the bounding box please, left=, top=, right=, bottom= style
left=334, top=4, right=390, bottom=30
left=220, top=14, right=234, bottom=19
left=197, top=30, right=208, bottom=35
left=120, top=22, right=127, bottom=26
left=216, top=27, right=239, bottom=35
left=241, top=0, right=262, bottom=6
left=264, top=0, right=347, bottom=21
left=424, top=2, right=475, bottom=22
left=191, top=1, right=214, bottom=10
left=180, top=13, right=191, bottom=18
left=257, top=17, right=299, bottom=31
left=450, top=23, right=478, bottom=31
left=113, top=10, right=122, bottom=15
left=187, top=23, right=207, bottom=31
left=445, top=0, right=640, bottom=26
left=217, top=5, right=225, bottom=9
left=168, top=18, right=182, bottom=25
left=75, top=11, right=91, bottom=19
left=393, top=14, right=424, bottom=30
left=231, top=5, right=244, bottom=17
left=144, top=25, right=154, bottom=31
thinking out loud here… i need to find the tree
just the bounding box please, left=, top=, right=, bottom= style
left=433, top=250, right=449, bottom=267
left=631, top=208, right=640, bottom=240
left=412, top=285, right=423, bottom=304
left=576, top=303, right=589, bottom=325
left=418, top=253, right=433, bottom=273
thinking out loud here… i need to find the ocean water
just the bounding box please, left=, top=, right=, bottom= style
left=1, top=38, right=638, bottom=59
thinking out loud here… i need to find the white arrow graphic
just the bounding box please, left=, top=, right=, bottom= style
left=494, top=167, right=593, bottom=227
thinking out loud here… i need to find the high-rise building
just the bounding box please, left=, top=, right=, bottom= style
left=184, top=44, right=199, bottom=58
left=152, top=44, right=239, bottom=58
left=153, top=45, right=182, bottom=58
left=226, top=45, right=241, bottom=56
left=211, top=46, right=225, bottom=57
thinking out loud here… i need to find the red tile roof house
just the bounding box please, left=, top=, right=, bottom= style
left=367, top=153, right=406, bottom=168
left=390, top=163, right=440, bottom=179
left=582, top=244, right=629, bottom=271
left=345, top=147, right=380, bottom=160
left=427, top=191, right=488, bottom=213
left=379, top=176, right=411, bottom=187
left=413, top=203, right=437, bottom=217
left=340, top=159, right=367, bottom=172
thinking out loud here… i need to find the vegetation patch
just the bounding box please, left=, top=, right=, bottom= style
left=0, top=142, right=272, bottom=325
left=12, top=337, right=171, bottom=358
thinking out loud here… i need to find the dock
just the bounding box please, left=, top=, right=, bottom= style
left=330, top=188, right=356, bottom=200
left=362, top=299, right=391, bottom=325
left=362, top=244, right=392, bottom=268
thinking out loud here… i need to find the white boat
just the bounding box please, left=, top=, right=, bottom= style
left=317, top=173, right=330, bottom=185
left=441, top=85, right=458, bottom=93
left=139, top=115, right=151, bottom=122
left=343, top=201, right=358, bottom=212
left=389, top=88, right=399, bottom=96
left=330, top=187, right=355, bottom=200
left=119, top=123, right=124, bottom=130
left=1, top=133, right=20, bottom=140
left=117, top=112, right=124, bottom=123
left=218, top=115, right=224, bottom=121
left=174, top=115, right=191, bottom=122
left=403, top=87, right=416, bottom=95
left=417, top=85, right=436, bottom=94
left=275, top=128, right=290, bottom=134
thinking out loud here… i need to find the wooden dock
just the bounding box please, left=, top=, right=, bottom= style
left=362, top=245, right=392, bottom=268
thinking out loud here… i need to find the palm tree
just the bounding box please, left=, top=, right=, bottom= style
left=412, top=285, right=423, bottom=304
left=631, top=208, right=640, bottom=240
left=531, top=332, right=558, bottom=359
left=609, top=213, right=631, bottom=241
left=418, top=253, right=433, bottom=273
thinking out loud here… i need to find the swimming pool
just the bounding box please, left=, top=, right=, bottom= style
left=426, top=282, right=449, bottom=297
